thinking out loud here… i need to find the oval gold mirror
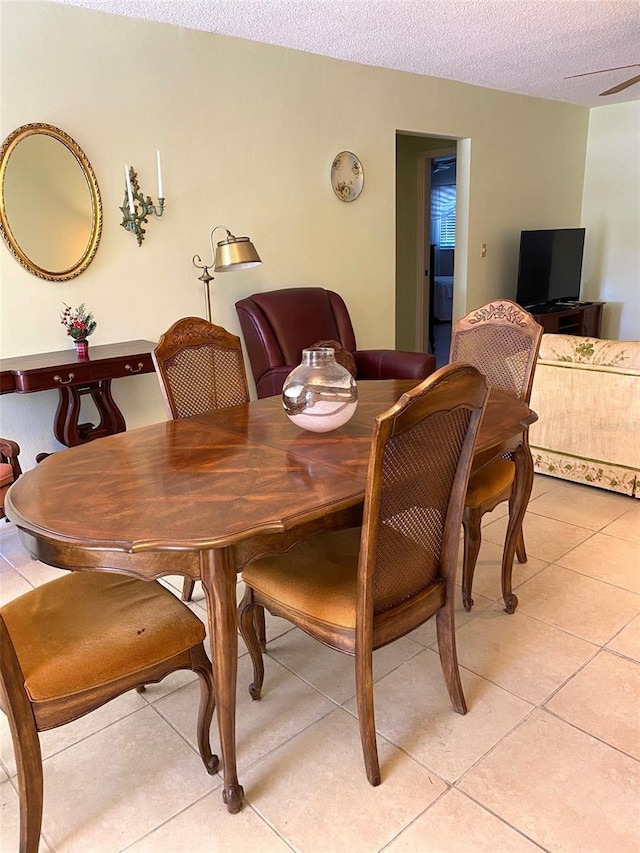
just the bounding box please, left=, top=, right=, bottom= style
left=0, top=123, right=102, bottom=281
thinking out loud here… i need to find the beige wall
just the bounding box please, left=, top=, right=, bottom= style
left=1, top=1, right=592, bottom=467
left=581, top=101, right=640, bottom=340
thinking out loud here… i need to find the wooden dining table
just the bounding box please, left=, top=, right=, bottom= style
left=5, top=379, right=536, bottom=813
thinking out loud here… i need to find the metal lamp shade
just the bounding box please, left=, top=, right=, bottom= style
left=214, top=235, right=261, bottom=272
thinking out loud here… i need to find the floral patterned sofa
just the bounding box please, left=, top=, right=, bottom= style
left=529, top=334, right=640, bottom=497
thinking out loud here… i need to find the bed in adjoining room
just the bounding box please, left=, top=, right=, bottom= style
left=433, top=275, right=453, bottom=322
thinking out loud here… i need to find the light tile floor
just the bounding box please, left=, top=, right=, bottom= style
left=1, top=475, right=638, bottom=852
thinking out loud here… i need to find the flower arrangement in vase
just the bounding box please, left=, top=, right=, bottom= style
left=60, top=303, right=97, bottom=359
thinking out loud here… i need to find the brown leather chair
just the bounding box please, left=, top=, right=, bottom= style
left=236, top=287, right=437, bottom=398
left=449, top=300, right=543, bottom=614
left=1, top=438, right=22, bottom=521
left=153, top=316, right=250, bottom=601
left=238, top=364, right=489, bottom=785
left=0, top=571, right=217, bottom=853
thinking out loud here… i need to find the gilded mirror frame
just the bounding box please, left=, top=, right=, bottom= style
left=0, top=123, right=103, bottom=281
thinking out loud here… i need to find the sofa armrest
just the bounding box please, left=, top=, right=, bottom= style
left=355, top=350, right=436, bottom=380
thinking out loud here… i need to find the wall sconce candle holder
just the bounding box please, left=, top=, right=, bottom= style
left=120, top=165, right=165, bottom=246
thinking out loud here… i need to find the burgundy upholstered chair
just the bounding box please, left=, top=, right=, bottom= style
left=236, top=287, right=436, bottom=398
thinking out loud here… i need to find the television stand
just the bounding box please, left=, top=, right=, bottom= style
left=525, top=302, right=603, bottom=336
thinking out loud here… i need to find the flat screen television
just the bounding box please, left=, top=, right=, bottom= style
left=515, top=228, right=585, bottom=309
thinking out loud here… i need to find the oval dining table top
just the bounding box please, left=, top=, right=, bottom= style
left=6, top=380, right=535, bottom=555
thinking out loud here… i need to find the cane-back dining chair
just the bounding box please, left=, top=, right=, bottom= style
left=0, top=571, right=217, bottom=853
left=238, top=363, right=489, bottom=785
left=153, top=317, right=250, bottom=601
left=1, top=438, right=22, bottom=521
left=449, top=300, right=542, bottom=613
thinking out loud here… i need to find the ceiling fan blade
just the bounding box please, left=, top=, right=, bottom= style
left=600, top=73, right=640, bottom=96
left=565, top=64, right=639, bottom=80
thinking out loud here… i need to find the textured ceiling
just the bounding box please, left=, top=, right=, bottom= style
left=54, top=0, right=640, bottom=107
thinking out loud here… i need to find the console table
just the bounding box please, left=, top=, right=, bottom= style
left=0, top=340, right=156, bottom=447
left=528, top=302, right=603, bottom=337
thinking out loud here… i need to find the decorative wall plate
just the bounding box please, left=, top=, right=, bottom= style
left=331, top=151, right=364, bottom=202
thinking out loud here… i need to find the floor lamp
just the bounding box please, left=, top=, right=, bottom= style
left=193, top=226, right=261, bottom=321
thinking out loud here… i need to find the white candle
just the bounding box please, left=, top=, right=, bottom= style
left=124, top=164, right=134, bottom=214
left=156, top=150, right=163, bottom=198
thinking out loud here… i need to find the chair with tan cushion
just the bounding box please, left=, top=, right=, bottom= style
left=449, top=300, right=542, bottom=613
left=238, top=363, right=489, bottom=785
left=0, top=571, right=217, bottom=853
left=1, top=438, right=22, bottom=521
left=153, top=317, right=250, bottom=601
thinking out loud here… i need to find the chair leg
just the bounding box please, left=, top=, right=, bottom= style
left=508, top=495, right=527, bottom=564
left=254, top=605, right=267, bottom=652
left=191, top=644, right=219, bottom=775
left=355, top=643, right=380, bottom=786
left=461, top=505, right=482, bottom=611
left=515, top=529, right=527, bottom=563
left=238, top=588, right=264, bottom=700
left=501, top=501, right=526, bottom=617
left=11, top=707, right=44, bottom=853
left=182, top=578, right=196, bottom=601
left=435, top=602, right=467, bottom=716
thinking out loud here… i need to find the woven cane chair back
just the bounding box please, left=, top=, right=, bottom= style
left=450, top=301, right=542, bottom=401
left=153, top=317, right=249, bottom=420
left=360, top=364, right=489, bottom=620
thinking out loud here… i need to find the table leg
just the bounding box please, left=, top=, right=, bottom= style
left=501, top=434, right=534, bottom=614
left=200, top=548, right=244, bottom=814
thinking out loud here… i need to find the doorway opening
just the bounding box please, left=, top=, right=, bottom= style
left=395, top=133, right=468, bottom=362
left=428, top=153, right=457, bottom=366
